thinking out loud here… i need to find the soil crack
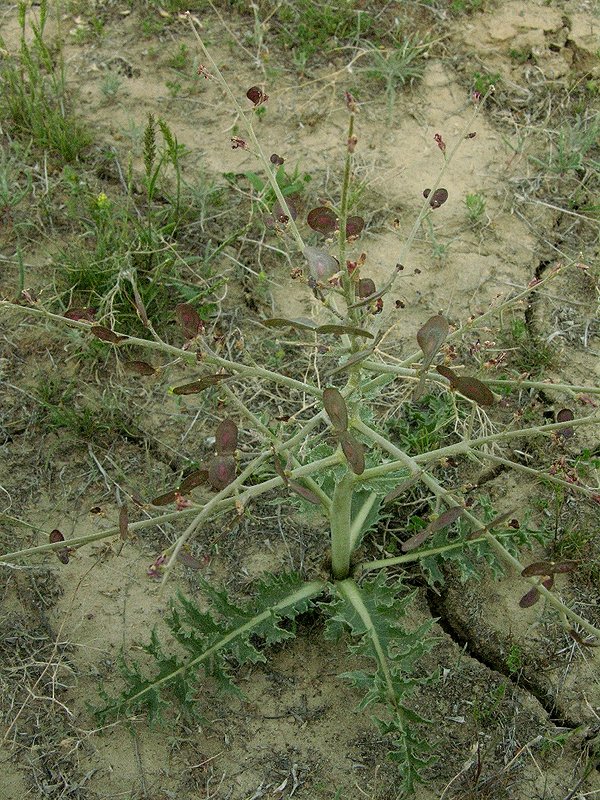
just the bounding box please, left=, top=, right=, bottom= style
left=425, top=585, right=581, bottom=730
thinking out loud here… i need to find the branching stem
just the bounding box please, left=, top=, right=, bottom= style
left=354, top=419, right=600, bottom=640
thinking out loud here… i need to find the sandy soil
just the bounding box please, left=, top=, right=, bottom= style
left=1, top=1, right=599, bottom=798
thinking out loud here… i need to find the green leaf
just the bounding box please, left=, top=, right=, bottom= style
left=323, top=575, right=436, bottom=796
left=93, top=574, right=325, bottom=723
left=244, top=171, right=266, bottom=193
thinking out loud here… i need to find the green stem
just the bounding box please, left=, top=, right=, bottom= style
left=371, top=88, right=493, bottom=309
left=358, top=531, right=519, bottom=574
left=361, top=359, right=600, bottom=397
left=349, top=491, right=378, bottom=552
left=336, top=578, right=397, bottom=705
left=470, top=452, right=599, bottom=500
left=338, top=110, right=358, bottom=324
left=187, top=15, right=305, bottom=252
left=0, top=301, right=321, bottom=397
left=393, top=261, right=568, bottom=369
left=354, top=419, right=600, bottom=640
left=222, top=384, right=332, bottom=511
left=330, top=471, right=354, bottom=580
left=110, top=579, right=327, bottom=713
left=0, top=452, right=342, bottom=563
left=356, top=413, right=600, bottom=483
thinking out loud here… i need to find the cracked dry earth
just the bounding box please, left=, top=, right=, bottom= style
left=1, top=0, right=599, bottom=799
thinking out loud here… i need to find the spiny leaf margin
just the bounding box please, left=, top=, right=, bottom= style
left=322, top=574, right=436, bottom=796
left=93, top=573, right=325, bottom=724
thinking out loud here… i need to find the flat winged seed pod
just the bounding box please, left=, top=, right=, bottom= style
left=521, top=560, right=577, bottom=577
left=339, top=432, right=366, bottom=475
left=125, top=361, right=156, bottom=376
left=316, top=324, right=373, bottom=339
left=357, top=278, right=376, bottom=299
left=172, top=375, right=228, bottom=395
left=345, top=216, right=364, bottom=239
left=303, top=246, right=339, bottom=282
left=272, top=194, right=299, bottom=223
left=288, top=481, right=322, bottom=505
left=423, top=188, right=449, bottom=209
left=215, top=419, right=238, bottom=455
left=307, top=206, right=337, bottom=235
left=519, top=576, right=554, bottom=608
left=556, top=408, right=575, bottom=438
left=246, top=86, right=268, bottom=106
left=49, top=529, right=70, bottom=564
left=401, top=506, right=463, bottom=552
left=436, top=364, right=457, bottom=382
left=435, top=366, right=495, bottom=407
left=179, top=469, right=208, bottom=493
left=64, top=307, right=96, bottom=322
left=401, top=528, right=432, bottom=553
left=323, top=387, right=348, bottom=431
left=91, top=326, right=126, bottom=344
left=417, top=315, right=449, bottom=363
left=519, top=586, right=541, bottom=608
left=119, top=505, right=129, bottom=541
left=151, top=489, right=179, bottom=506
left=452, top=377, right=495, bottom=407
left=428, top=506, right=463, bottom=532
left=383, top=473, right=422, bottom=505
left=521, top=561, right=555, bottom=577
left=263, top=318, right=317, bottom=332
left=208, top=455, right=236, bottom=490
left=175, top=303, right=204, bottom=340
